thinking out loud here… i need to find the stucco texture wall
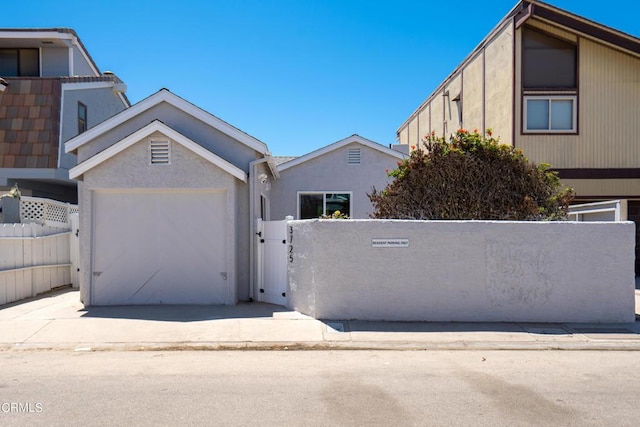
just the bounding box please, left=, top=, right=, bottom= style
left=269, top=143, right=399, bottom=220
left=287, top=220, right=635, bottom=323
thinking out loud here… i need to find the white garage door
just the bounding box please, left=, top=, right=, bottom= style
left=91, top=190, right=229, bottom=305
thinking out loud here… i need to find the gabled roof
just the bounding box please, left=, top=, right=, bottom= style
left=277, top=134, right=407, bottom=172
left=65, top=89, right=268, bottom=155
left=69, top=120, right=247, bottom=182
left=396, top=0, right=640, bottom=134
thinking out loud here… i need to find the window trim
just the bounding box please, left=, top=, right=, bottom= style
left=523, top=95, right=577, bottom=134
left=297, top=191, right=353, bottom=219
left=77, top=102, right=87, bottom=134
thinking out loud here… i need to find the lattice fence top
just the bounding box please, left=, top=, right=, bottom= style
left=20, top=196, right=78, bottom=227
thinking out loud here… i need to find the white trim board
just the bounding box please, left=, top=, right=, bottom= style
left=69, top=120, right=247, bottom=182
left=65, top=88, right=268, bottom=155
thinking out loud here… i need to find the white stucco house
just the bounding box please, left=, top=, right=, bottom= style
left=64, top=89, right=405, bottom=306
left=269, top=134, right=406, bottom=220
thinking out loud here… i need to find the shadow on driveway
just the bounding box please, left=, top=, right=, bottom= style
left=79, top=302, right=293, bottom=322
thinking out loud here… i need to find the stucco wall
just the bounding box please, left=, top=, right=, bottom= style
left=287, top=220, right=635, bottom=322
left=269, top=143, right=400, bottom=220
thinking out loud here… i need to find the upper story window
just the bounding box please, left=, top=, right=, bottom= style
left=77, top=102, right=87, bottom=134
left=0, top=48, right=39, bottom=77
left=523, top=28, right=576, bottom=90
left=522, top=27, right=578, bottom=134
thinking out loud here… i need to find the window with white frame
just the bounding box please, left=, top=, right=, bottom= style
left=524, top=96, right=576, bottom=132
left=298, top=192, right=351, bottom=219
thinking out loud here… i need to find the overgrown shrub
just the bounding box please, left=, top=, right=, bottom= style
left=369, top=130, right=574, bottom=220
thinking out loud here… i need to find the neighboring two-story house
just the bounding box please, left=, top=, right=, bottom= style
left=397, top=0, right=640, bottom=202
left=0, top=28, right=129, bottom=202
left=396, top=0, right=640, bottom=269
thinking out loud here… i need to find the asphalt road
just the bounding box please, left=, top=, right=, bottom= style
left=1, top=350, right=639, bottom=426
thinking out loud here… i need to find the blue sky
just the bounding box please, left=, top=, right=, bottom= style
left=4, top=1, right=638, bottom=155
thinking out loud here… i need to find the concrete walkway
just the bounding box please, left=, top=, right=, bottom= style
left=1, top=289, right=640, bottom=352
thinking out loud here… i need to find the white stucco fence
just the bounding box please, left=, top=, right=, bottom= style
left=287, top=220, right=636, bottom=323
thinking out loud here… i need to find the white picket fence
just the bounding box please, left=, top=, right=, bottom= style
left=0, top=197, right=79, bottom=305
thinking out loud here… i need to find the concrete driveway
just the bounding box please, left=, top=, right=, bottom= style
left=0, top=288, right=639, bottom=351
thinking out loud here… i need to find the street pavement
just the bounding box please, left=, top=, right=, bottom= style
left=0, top=288, right=639, bottom=352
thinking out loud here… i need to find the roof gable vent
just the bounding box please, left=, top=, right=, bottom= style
left=150, top=140, right=170, bottom=164
left=348, top=148, right=361, bottom=165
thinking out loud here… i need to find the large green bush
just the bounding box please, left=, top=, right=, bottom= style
left=369, top=130, right=574, bottom=220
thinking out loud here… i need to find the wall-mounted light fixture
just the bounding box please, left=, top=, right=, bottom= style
left=0, top=78, right=8, bottom=93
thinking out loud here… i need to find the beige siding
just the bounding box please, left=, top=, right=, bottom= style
left=398, top=127, right=408, bottom=145
left=417, top=105, right=430, bottom=148
left=517, top=37, right=640, bottom=169
left=562, top=179, right=640, bottom=199
left=579, top=39, right=640, bottom=168
left=431, top=94, right=444, bottom=137
left=408, top=117, right=419, bottom=148
left=462, top=53, right=484, bottom=133
left=526, top=20, right=577, bottom=42
left=484, top=24, right=514, bottom=144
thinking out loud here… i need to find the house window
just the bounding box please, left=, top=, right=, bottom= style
left=524, top=96, right=576, bottom=132
left=522, top=27, right=577, bottom=134
left=77, top=102, right=87, bottom=134
left=298, top=192, right=351, bottom=219
left=0, top=48, right=39, bottom=77
left=348, top=148, right=361, bottom=164
left=150, top=140, right=171, bottom=164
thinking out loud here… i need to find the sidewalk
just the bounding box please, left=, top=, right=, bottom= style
left=1, top=289, right=639, bottom=352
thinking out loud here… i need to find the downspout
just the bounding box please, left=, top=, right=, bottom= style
left=248, top=156, right=272, bottom=302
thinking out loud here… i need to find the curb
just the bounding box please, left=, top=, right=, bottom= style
left=3, top=340, right=640, bottom=352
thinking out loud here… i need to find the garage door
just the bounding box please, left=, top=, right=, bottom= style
left=91, top=190, right=229, bottom=305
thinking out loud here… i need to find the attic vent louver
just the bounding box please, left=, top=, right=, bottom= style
left=150, top=140, right=170, bottom=164
left=348, top=148, right=361, bottom=165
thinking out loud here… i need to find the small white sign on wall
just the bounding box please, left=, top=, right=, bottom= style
left=372, top=238, right=409, bottom=248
